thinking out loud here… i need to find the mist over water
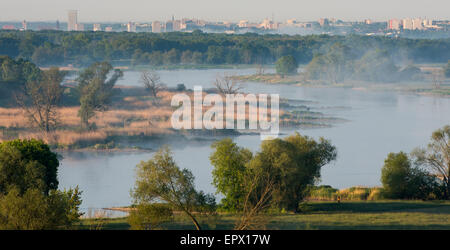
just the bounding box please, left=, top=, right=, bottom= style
left=58, top=68, right=450, bottom=211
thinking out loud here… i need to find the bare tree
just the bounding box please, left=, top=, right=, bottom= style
left=214, top=74, right=244, bottom=95
left=16, top=67, right=65, bottom=133
left=234, top=170, right=275, bottom=230
left=140, top=71, right=165, bottom=97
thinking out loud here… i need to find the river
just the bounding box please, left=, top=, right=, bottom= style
left=58, top=68, right=450, bottom=213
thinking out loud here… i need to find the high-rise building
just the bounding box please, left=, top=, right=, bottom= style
left=402, top=18, right=413, bottom=30
left=388, top=19, right=400, bottom=30
left=412, top=18, right=423, bottom=30
left=127, top=22, right=136, bottom=32
left=56, top=20, right=60, bottom=30
left=318, top=18, right=329, bottom=27
left=165, top=21, right=173, bottom=32
left=93, top=23, right=101, bottom=31
left=21, top=20, right=27, bottom=30
left=68, top=10, right=78, bottom=31
left=152, top=21, right=161, bottom=33
left=173, top=20, right=182, bottom=31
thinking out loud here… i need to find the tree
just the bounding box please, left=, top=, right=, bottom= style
left=304, top=43, right=355, bottom=83
left=249, top=133, right=337, bottom=211
left=210, top=133, right=337, bottom=213
left=17, top=67, right=66, bottom=133
left=0, top=187, right=82, bottom=230
left=0, top=139, right=82, bottom=229
left=140, top=71, right=165, bottom=97
left=413, top=125, right=450, bottom=199
left=381, top=152, right=440, bottom=199
left=275, top=55, right=298, bottom=77
left=77, top=62, right=123, bottom=129
left=210, top=139, right=252, bottom=211
left=213, top=75, right=243, bottom=95
left=353, top=49, right=399, bottom=82
left=234, top=166, right=275, bottom=230
left=0, top=139, right=59, bottom=195
left=132, top=146, right=215, bottom=230
left=381, top=152, right=414, bottom=198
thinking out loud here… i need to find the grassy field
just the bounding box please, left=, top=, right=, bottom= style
left=76, top=200, right=450, bottom=230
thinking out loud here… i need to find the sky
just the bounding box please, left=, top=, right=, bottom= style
left=2, top=0, right=450, bottom=22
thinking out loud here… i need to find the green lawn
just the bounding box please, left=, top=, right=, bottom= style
left=76, top=200, right=450, bottom=230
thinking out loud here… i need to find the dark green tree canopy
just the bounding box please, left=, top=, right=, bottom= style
left=210, top=133, right=337, bottom=212
left=0, top=139, right=59, bottom=195
left=275, top=55, right=298, bottom=76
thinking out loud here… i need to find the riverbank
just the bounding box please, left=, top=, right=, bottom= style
left=76, top=200, right=450, bottom=230
left=232, top=73, right=450, bottom=97
left=0, top=85, right=341, bottom=151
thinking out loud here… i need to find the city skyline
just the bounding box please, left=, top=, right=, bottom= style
left=2, top=0, right=450, bottom=22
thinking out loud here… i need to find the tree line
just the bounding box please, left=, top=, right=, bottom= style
left=1, top=30, right=449, bottom=67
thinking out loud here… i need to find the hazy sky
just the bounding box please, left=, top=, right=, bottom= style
left=2, top=0, right=450, bottom=22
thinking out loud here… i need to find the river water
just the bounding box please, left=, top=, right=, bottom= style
left=58, top=68, right=450, bottom=212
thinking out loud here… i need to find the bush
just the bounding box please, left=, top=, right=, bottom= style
left=0, top=187, right=82, bottom=229
left=381, top=152, right=439, bottom=199
left=128, top=203, right=173, bottom=230
left=0, top=139, right=59, bottom=195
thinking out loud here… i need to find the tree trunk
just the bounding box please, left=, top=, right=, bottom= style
left=186, top=212, right=201, bottom=230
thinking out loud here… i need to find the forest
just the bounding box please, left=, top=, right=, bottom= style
left=0, top=30, right=449, bottom=67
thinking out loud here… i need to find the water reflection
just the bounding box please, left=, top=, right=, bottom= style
left=59, top=69, right=450, bottom=210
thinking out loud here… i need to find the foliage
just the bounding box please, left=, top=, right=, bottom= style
left=0, top=187, right=82, bottom=230
left=1, top=31, right=449, bottom=67
left=353, top=49, right=399, bottom=82
left=128, top=203, right=173, bottom=230
left=0, top=139, right=59, bottom=195
left=249, top=133, right=337, bottom=211
left=413, top=125, right=450, bottom=199
left=17, top=67, right=66, bottom=132
left=132, top=146, right=215, bottom=230
left=0, top=55, right=41, bottom=86
left=210, top=139, right=252, bottom=211
left=305, top=43, right=355, bottom=83
left=77, top=62, right=123, bottom=128
left=0, top=139, right=82, bottom=229
left=210, top=133, right=337, bottom=213
left=381, top=152, right=439, bottom=199
left=275, top=55, right=298, bottom=76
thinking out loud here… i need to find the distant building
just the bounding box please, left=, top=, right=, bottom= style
left=412, top=18, right=423, bottom=30
left=2, top=25, right=16, bottom=30
left=56, top=20, right=60, bottom=30
left=22, top=20, right=27, bottom=30
left=93, top=23, right=101, bottom=31
left=127, top=22, right=136, bottom=32
left=105, top=26, right=113, bottom=32
left=173, top=20, right=182, bottom=31
left=238, top=20, right=249, bottom=28
left=388, top=19, right=400, bottom=30
left=319, top=18, right=329, bottom=27
left=165, top=21, right=173, bottom=32
left=75, top=23, right=84, bottom=31
left=68, top=10, right=78, bottom=31
left=152, top=21, right=161, bottom=33
left=402, top=18, right=413, bottom=30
